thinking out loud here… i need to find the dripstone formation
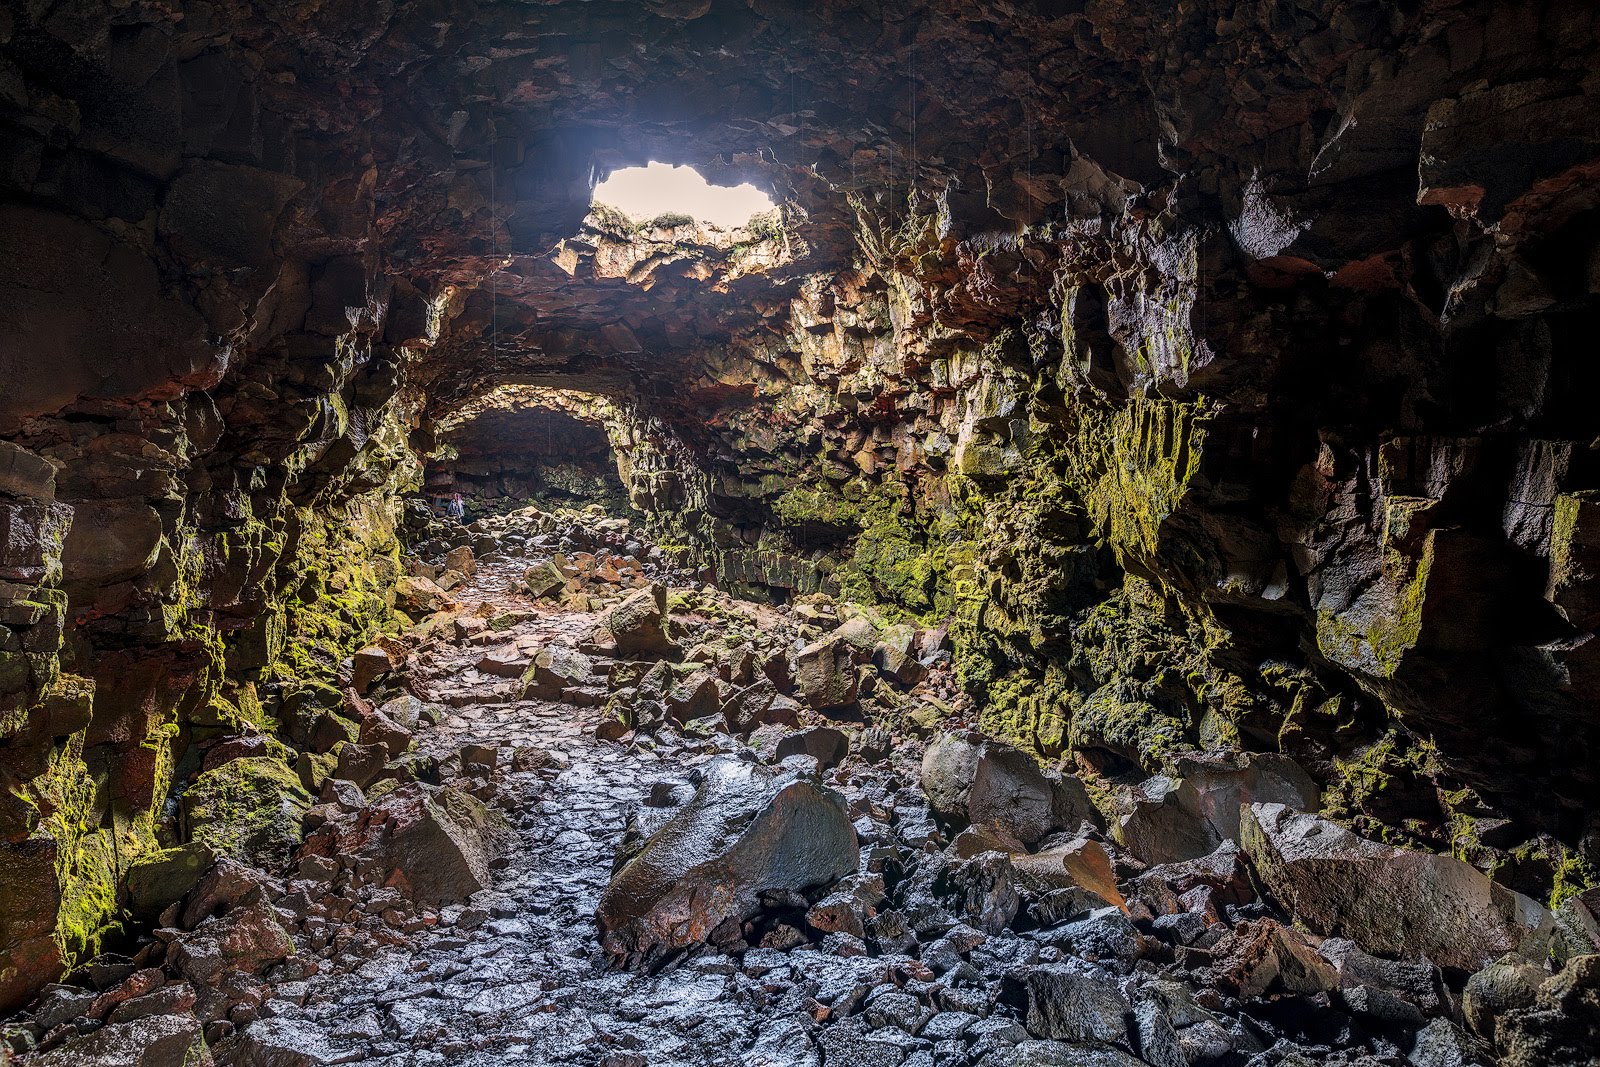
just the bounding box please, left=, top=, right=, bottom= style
left=1, top=1, right=1599, bottom=1065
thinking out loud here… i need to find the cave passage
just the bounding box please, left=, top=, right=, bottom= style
left=428, top=389, right=639, bottom=520
left=2, top=1, right=1600, bottom=1065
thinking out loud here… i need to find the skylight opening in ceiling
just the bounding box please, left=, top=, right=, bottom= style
left=591, top=162, right=774, bottom=229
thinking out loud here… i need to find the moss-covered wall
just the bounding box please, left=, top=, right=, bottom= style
left=602, top=176, right=1600, bottom=910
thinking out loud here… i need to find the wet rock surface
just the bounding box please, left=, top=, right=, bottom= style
left=3, top=0, right=1600, bottom=1045
left=6, top=514, right=1596, bottom=1065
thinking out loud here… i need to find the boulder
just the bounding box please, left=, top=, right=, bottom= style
left=1115, top=752, right=1320, bottom=865
left=873, top=624, right=927, bottom=687
left=476, top=643, right=532, bottom=678
left=922, top=734, right=1100, bottom=846
left=179, top=858, right=277, bottom=929
left=665, top=669, right=722, bottom=724
left=377, top=694, right=437, bottom=730
left=30, top=1009, right=208, bottom=1066
left=333, top=741, right=387, bottom=789
left=216, top=1016, right=355, bottom=1067
left=123, top=843, right=217, bottom=924
left=180, top=757, right=311, bottom=871
left=357, top=709, right=413, bottom=759
left=1479, top=953, right=1600, bottom=1063
left=395, top=574, right=453, bottom=615
left=169, top=900, right=294, bottom=989
left=1015, top=962, right=1130, bottom=1044
left=1462, top=957, right=1544, bottom=1040
left=1127, top=841, right=1254, bottom=916
left=523, top=560, right=566, bottom=598
left=606, top=584, right=676, bottom=658
left=443, top=545, right=476, bottom=578
left=1318, top=937, right=1446, bottom=1015
left=950, top=850, right=1022, bottom=934
left=794, top=631, right=860, bottom=713
left=922, top=733, right=983, bottom=816
left=775, top=726, right=850, bottom=769
left=1208, top=918, right=1340, bottom=999
left=314, top=783, right=506, bottom=907
left=350, top=645, right=395, bottom=693
left=597, top=757, right=857, bottom=968
left=1241, top=803, right=1555, bottom=971
left=1407, top=1018, right=1495, bottom=1067
left=518, top=645, right=595, bottom=699
left=1010, top=838, right=1126, bottom=910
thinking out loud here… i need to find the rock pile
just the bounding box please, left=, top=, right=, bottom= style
left=7, top=515, right=1599, bottom=1067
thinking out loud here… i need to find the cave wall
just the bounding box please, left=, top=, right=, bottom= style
left=0, top=4, right=430, bottom=1009
left=429, top=393, right=635, bottom=514
left=636, top=167, right=1600, bottom=898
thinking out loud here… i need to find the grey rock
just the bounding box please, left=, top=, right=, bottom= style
left=1242, top=803, right=1555, bottom=971
left=597, top=757, right=857, bottom=967
left=1015, top=962, right=1129, bottom=1044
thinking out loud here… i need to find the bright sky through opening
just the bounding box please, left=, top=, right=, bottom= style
left=592, top=162, right=774, bottom=228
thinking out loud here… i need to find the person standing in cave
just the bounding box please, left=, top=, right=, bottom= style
left=447, top=492, right=466, bottom=524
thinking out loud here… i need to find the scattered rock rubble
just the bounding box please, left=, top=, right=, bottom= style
left=4, top=503, right=1598, bottom=1066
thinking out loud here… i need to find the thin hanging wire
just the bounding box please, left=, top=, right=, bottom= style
left=910, top=27, right=917, bottom=200
left=1026, top=106, right=1034, bottom=224
left=489, top=143, right=499, bottom=354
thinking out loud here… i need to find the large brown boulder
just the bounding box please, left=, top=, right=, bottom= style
left=606, top=583, right=677, bottom=658
left=921, top=733, right=1101, bottom=847
left=1115, top=751, right=1320, bottom=866
left=1241, top=803, right=1554, bottom=971
left=794, top=631, right=860, bottom=713
left=395, top=574, right=453, bottom=616
left=309, top=783, right=507, bottom=907
left=597, top=757, right=857, bottom=968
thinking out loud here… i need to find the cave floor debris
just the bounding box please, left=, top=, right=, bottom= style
left=7, top=517, right=1569, bottom=1067
left=239, top=565, right=780, bottom=1066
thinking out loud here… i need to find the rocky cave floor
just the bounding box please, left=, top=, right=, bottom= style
left=2, top=506, right=1595, bottom=1067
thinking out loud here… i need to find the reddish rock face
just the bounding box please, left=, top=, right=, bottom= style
left=0, top=839, right=64, bottom=1015
left=1241, top=803, right=1556, bottom=972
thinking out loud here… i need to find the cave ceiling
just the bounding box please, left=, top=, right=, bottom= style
left=18, top=0, right=1579, bottom=423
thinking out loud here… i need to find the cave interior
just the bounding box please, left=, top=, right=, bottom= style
left=2, top=0, right=1600, bottom=1063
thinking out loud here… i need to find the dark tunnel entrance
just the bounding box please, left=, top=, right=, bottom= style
left=426, top=388, right=637, bottom=519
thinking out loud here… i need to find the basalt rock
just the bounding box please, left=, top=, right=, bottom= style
left=597, top=757, right=857, bottom=968
left=794, top=631, right=861, bottom=714
left=1242, top=803, right=1556, bottom=972
left=306, top=783, right=507, bottom=908
left=29, top=1009, right=209, bottom=1067
left=1115, top=753, right=1320, bottom=866
left=179, top=758, right=312, bottom=873
left=923, top=734, right=1101, bottom=847
left=606, top=585, right=676, bottom=659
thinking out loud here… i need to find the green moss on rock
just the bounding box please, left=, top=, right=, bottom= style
left=181, top=756, right=311, bottom=871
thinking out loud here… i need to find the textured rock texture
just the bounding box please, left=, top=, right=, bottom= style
left=0, top=0, right=1598, bottom=1018
left=1242, top=802, right=1555, bottom=972
left=597, top=756, right=857, bottom=968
